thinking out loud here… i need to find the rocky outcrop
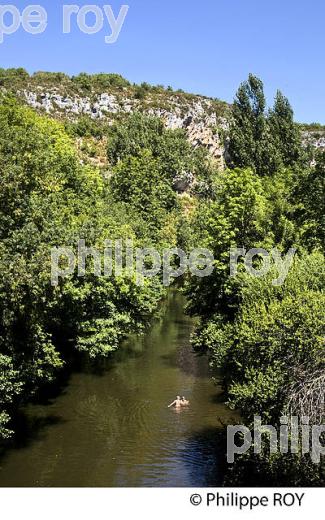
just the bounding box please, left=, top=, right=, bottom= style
left=22, top=89, right=228, bottom=166
left=302, top=131, right=325, bottom=151
left=21, top=88, right=325, bottom=169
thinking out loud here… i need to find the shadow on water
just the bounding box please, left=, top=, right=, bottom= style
left=159, top=348, right=210, bottom=378
left=177, top=427, right=226, bottom=487
left=0, top=413, right=66, bottom=466
left=0, top=290, right=238, bottom=487
left=209, top=389, right=228, bottom=405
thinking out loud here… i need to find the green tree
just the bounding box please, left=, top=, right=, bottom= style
left=107, top=112, right=210, bottom=192
left=268, top=90, right=304, bottom=167
left=0, top=98, right=167, bottom=440
left=293, top=151, right=325, bottom=250
left=185, top=168, right=271, bottom=317
left=110, top=150, right=177, bottom=232
left=228, top=74, right=281, bottom=175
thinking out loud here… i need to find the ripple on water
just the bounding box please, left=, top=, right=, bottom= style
left=0, top=292, right=232, bottom=487
left=120, top=400, right=153, bottom=436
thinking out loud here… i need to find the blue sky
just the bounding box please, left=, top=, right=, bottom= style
left=1, top=0, right=324, bottom=123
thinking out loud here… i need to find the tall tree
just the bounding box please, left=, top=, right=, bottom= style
left=268, top=90, right=303, bottom=167
left=228, top=74, right=281, bottom=175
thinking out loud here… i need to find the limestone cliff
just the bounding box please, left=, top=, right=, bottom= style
left=1, top=70, right=323, bottom=170
left=22, top=88, right=229, bottom=168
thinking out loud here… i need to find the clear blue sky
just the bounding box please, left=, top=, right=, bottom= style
left=1, top=0, right=324, bottom=123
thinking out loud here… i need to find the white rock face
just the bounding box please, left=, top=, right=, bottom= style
left=22, top=88, right=324, bottom=168
left=302, top=131, right=325, bottom=150
left=22, top=89, right=228, bottom=164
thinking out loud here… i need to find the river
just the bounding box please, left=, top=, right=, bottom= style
left=0, top=291, right=235, bottom=487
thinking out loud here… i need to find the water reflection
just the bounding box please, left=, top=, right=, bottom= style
left=0, top=291, right=235, bottom=487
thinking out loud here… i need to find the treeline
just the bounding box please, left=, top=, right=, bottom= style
left=0, top=67, right=177, bottom=94
left=185, top=74, right=325, bottom=485
left=0, top=73, right=324, bottom=487
left=0, top=96, right=209, bottom=439
left=0, top=68, right=228, bottom=109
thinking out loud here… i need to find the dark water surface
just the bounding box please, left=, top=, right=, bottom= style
left=0, top=291, right=235, bottom=487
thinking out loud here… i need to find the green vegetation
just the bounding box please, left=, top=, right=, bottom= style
left=0, top=71, right=324, bottom=486
left=227, top=74, right=306, bottom=175
left=0, top=68, right=130, bottom=94
left=107, top=112, right=213, bottom=193
left=186, top=75, right=325, bottom=485
left=298, top=122, right=325, bottom=133
left=0, top=96, right=190, bottom=439
left=0, top=68, right=228, bottom=120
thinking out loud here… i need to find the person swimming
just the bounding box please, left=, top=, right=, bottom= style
left=168, top=396, right=190, bottom=408
left=168, top=396, right=182, bottom=408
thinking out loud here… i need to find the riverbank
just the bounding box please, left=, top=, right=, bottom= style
left=0, top=291, right=234, bottom=487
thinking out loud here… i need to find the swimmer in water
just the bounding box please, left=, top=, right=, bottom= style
left=181, top=396, right=190, bottom=406
left=168, top=396, right=182, bottom=408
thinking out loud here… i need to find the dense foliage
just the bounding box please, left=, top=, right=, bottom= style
left=186, top=76, right=325, bottom=485
left=0, top=71, right=323, bottom=486
left=228, top=74, right=306, bottom=175
left=0, top=97, right=186, bottom=439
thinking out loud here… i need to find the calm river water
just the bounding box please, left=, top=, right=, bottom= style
left=0, top=291, right=235, bottom=487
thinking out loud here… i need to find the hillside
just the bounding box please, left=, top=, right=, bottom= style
left=1, top=68, right=324, bottom=169
left=0, top=69, right=324, bottom=487
left=0, top=68, right=230, bottom=169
